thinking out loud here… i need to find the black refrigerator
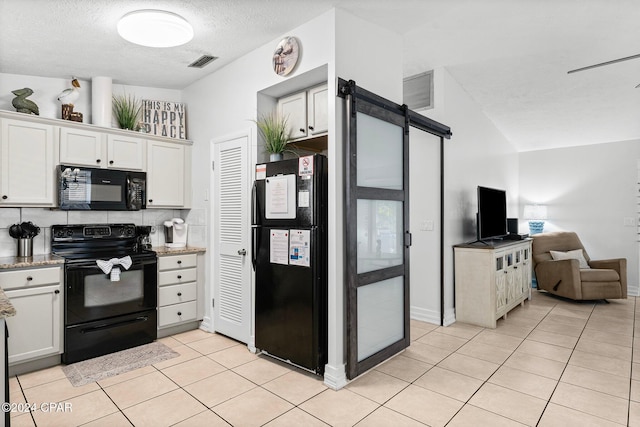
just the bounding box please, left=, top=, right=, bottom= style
left=252, top=154, right=328, bottom=375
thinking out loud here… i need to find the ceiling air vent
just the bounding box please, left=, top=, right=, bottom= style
left=403, top=70, right=433, bottom=110
left=188, top=55, right=218, bottom=68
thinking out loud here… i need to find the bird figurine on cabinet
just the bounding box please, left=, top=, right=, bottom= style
left=11, top=88, right=39, bottom=115
left=57, top=78, right=81, bottom=106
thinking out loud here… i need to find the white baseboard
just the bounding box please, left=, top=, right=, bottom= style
left=323, top=363, right=347, bottom=390
left=410, top=305, right=441, bottom=325
left=628, top=284, right=639, bottom=297
left=199, top=316, right=213, bottom=332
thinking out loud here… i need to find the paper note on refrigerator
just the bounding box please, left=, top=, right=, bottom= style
left=289, top=229, right=311, bottom=267
left=270, top=229, right=289, bottom=265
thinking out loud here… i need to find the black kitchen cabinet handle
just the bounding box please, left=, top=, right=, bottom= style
left=177, top=275, right=182, bottom=279
left=177, top=292, right=182, bottom=296
left=109, top=160, right=114, bottom=164
left=177, top=311, right=182, bottom=316
left=26, top=276, right=33, bottom=281
left=2, top=195, right=7, bottom=200
left=177, top=260, right=182, bottom=264
left=299, top=128, right=305, bottom=132
left=309, top=125, right=314, bottom=131
left=148, top=199, right=153, bottom=203
left=54, top=290, right=60, bottom=294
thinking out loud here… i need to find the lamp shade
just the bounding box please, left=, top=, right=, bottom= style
left=117, top=10, right=193, bottom=48
left=523, top=204, right=548, bottom=220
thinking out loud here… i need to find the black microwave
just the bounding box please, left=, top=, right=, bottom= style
left=58, top=165, right=146, bottom=211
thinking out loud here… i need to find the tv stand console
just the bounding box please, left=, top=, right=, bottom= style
left=454, top=239, right=532, bottom=328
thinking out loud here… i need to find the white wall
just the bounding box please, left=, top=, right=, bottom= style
left=519, top=139, right=640, bottom=296
left=410, top=67, right=520, bottom=325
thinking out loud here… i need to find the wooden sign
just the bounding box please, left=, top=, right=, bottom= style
left=142, top=100, right=187, bottom=139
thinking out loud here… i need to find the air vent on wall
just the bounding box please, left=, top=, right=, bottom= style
left=188, top=55, right=218, bottom=68
left=403, top=70, right=433, bottom=110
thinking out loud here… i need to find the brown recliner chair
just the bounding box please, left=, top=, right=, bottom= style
left=531, top=231, right=626, bottom=300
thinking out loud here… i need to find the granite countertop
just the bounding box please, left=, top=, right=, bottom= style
left=0, top=288, right=16, bottom=319
left=0, top=254, right=66, bottom=270
left=153, top=246, right=206, bottom=256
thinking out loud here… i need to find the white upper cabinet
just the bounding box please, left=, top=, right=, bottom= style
left=59, top=127, right=145, bottom=170
left=0, top=118, right=56, bottom=206
left=277, top=83, right=328, bottom=142
left=278, top=91, right=308, bottom=141
left=147, top=140, right=191, bottom=208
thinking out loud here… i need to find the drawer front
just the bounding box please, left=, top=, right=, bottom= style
left=0, top=267, right=61, bottom=290
left=158, top=268, right=197, bottom=286
left=158, top=301, right=197, bottom=327
left=158, top=254, right=197, bottom=271
left=159, top=282, right=196, bottom=307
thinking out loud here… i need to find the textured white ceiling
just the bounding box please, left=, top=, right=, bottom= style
left=1, top=0, right=639, bottom=151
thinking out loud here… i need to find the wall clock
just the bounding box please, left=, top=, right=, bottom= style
left=273, top=36, right=299, bottom=76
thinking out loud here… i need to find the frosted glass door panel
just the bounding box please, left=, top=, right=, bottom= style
left=357, top=277, right=404, bottom=361
left=357, top=199, right=403, bottom=273
left=356, top=112, right=403, bottom=190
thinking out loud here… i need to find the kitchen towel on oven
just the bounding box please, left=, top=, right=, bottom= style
left=96, top=256, right=133, bottom=281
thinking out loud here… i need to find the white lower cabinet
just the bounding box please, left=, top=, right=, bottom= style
left=1, top=266, right=63, bottom=364
left=454, top=240, right=532, bottom=328
left=157, top=254, right=199, bottom=330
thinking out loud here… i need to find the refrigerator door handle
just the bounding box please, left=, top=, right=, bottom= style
left=251, top=180, right=258, bottom=226
left=251, top=226, right=258, bottom=271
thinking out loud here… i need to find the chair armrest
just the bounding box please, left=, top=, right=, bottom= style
left=535, top=259, right=582, bottom=299
left=589, top=258, right=627, bottom=298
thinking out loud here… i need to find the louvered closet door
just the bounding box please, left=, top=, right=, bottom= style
left=213, top=133, right=251, bottom=343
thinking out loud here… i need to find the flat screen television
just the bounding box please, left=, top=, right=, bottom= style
left=477, top=186, right=507, bottom=241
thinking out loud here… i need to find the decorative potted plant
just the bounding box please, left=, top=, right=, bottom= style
left=255, top=112, right=293, bottom=161
left=112, top=93, right=142, bottom=130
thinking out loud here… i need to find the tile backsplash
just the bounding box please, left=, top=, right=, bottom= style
left=0, top=207, right=207, bottom=257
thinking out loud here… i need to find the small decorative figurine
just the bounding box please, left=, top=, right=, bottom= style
left=11, top=88, right=39, bottom=115
left=57, top=78, right=82, bottom=121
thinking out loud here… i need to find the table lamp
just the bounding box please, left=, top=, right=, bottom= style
left=523, top=204, right=547, bottom=234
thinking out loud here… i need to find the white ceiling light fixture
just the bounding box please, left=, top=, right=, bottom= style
left=117, top=10, right=194, bottom=48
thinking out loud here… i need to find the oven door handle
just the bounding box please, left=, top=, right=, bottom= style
left=80, top=316, right=149, bottom=333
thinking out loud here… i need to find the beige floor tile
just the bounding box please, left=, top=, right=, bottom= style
left=123, top=388, right=207, bottom=427
left=585, top=319, right=634, bottom=336
left=634, top=362, right=640, bottom=381
left=31, top=389, right=119, bottom=426
left=374, top=354, right=432, bottom=382
left=172, top=409, right=229, bottom=427
left=494, top=322, right=534, bottom=338
left=384, top=384, right=463, bottom=427
left=17, top=365, right=67, bottom=389
left=497, top=314, right=538, bottom=329
left=516, top=340, right=572, bottom=363
left=346, top=370, right=409, bottom=404
left=171, top=328, right=216, bottom=344
left=355, top=406, right=426, bottom=426
left=550, top=382, right=628, bottom=425
left=437, top=353, right=499, bottom=381
left=156, top=335, right=182, bottom=349
left=504, top=348, right=567, bottom=380
left=416, top=331, right=468, bottom=351
left=9, top=376, right=25, bottom=404
left=631, top=401, right=640, bottom=427
left=569, top=349, right=631, bottom=377
left=534, top=320, right=583, bottom=337
left=410, top=319, right=439, bottom=333
left=436, top=322, right=483, bottom=339
left=472, top=330, right=523, bottom=351
left=264, top=407, right=329, bottom=426
left=539, top=402, right=623, bottom=427
left=410, top=326, right=430, bottom=341
left=414, top=366, right=482, bottom=402
left=207, top=343, right=259, bottom=368
left=299, top=388, right=379, bottom=427
left=81, top=411, right=134, bottom=426
left=575, top=338, right=632, bottom=361
left=488, top=365, right=557, bottom=400
left=8, top=413, right=36, bottom=427
left=23, top=376, right=100, bottom=405
left=526, top=329, right=578, bottom=349
left=542, top=313, right=587, bottom=328
left=263, top=370, right=327, bottom=405
left=469, top=382, right=546, bottom=425
left=103, top=370, right=178, bottom=409
left=160, top=356, right=226, bottom=387
left=232, top=357, right=292, bottom=385
left=152, top=344, right=201, bottom=369
left=213, top=387, right=294, bottom=427
left=456, top=340, right=513, bottom=364
left=403, top=341, right=452, bottom=365
left=561, top=364, right=629, bottom=399
left=447, top=404, right=527, bottom=427
left=632, top=380, right=640, bottom=402
left=187, top=334, right=239, bottom=355
left=549, top=306, right=592, bottom=320
left=96, top=365, right=157, bottom=388
left=580, top=329, right=633, bottom=347
left=183, top=370, right=255, bottom=407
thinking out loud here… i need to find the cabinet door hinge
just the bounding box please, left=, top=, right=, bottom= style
left=212, top=298, right=215, bottom=308
left=211, top=161, right=215, bottom=171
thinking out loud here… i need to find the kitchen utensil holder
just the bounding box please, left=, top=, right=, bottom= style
left=17, top=237, right=33, bottom=258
